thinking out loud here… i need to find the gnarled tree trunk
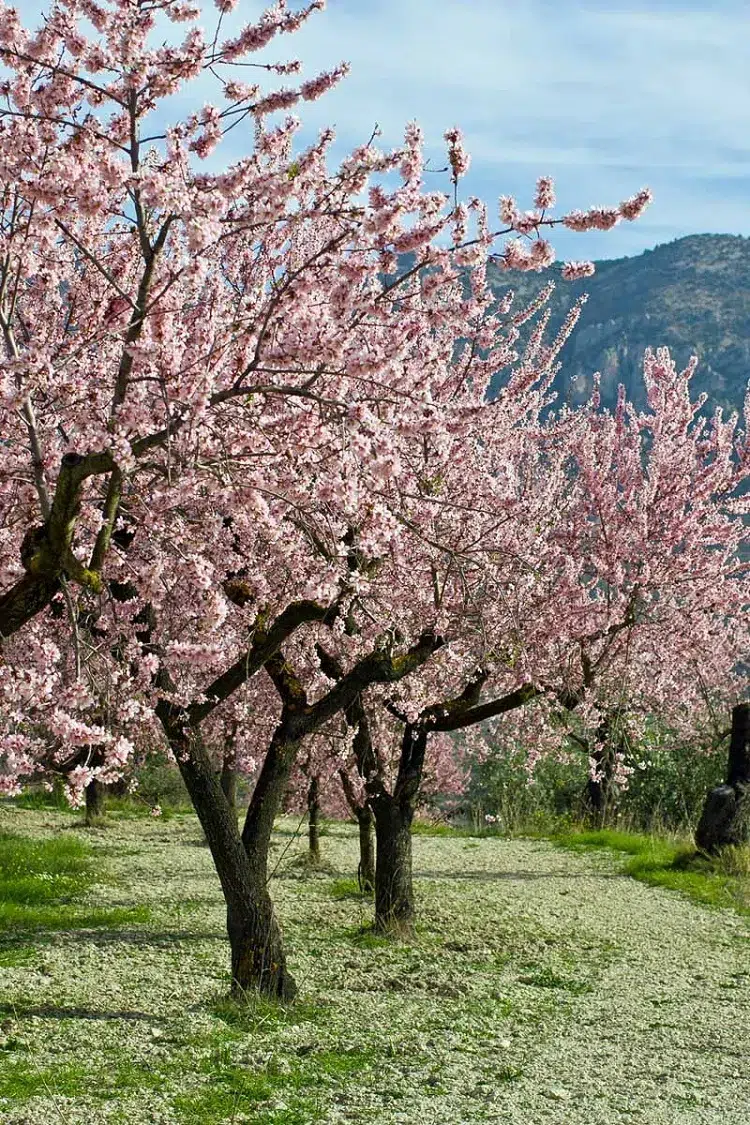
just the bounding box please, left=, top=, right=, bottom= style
left=356, top=804, right=375, bottom=894
left=696, top=703, right=750, bottom=853
left=307, top=774, right=321, bottom=863
left=155, top=627, right=438, bottom=999
left=158, top=704, right=297, bottom=1000
left=372, top=792, right=416, bottom=935
left=84, top=777, right=105, bottom=825
left=371, top=724, right=427, bottom=936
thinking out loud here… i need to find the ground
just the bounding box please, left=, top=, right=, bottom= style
left=1, top=806, right=749, bottom=1124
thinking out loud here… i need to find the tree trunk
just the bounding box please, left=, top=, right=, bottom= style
left=372, top=793, right=415, bottom=936
left=157, top=704, right=297, bottom=1000
left=226, top=881, right=295, bottom=1002
left=307, top=774, right=321, bottom=863
left=337, top=767, right=374, bottom=892
left=584, top=714, right=620, bottom=826
left=696, top=703, right=750, bottom=853
left=242, top=726, right=300, bottom=879
left=84, top=777, right=105, bottom=825
left=220, top=757, right=237, bottom=812
left=585, top=744, right=616, bottom=825
left=356, top=804, right=375, bottom=894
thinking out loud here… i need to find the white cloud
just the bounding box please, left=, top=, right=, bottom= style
left=283, top=0, right=750, bottom=257
left=12, top=0, right=749, bottom=259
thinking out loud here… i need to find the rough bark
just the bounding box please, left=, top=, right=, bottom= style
left=356, top=804, right=375, bottom=894
left=220, top=758, right=237, bottom=812
left=84, top=777, right=105, bottom=825
left=157, top=703, right=297, bottom=1000
left=372, top=792, right=415, bottom=935
left=337, top=766, right=375, bottom=893
left=0, top=570, right=61, bottom=640
left=0, top=451, right=116, bottom=642
left=307, top=774, right=321, bottom=863
left=371, top=724, right=427, bottom=935
left=584, top=743, right=618, bottom=825
left=242, top=725, right=300, bottom=881
left=696, top=703, right=750, bottom=853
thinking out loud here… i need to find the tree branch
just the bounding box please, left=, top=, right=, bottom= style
left=188, top=600, right=336, bottom=724
left=422, top=682, right=540, bottom=733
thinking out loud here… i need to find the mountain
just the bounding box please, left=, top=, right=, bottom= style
left=485, top=233, right=750, bottom=415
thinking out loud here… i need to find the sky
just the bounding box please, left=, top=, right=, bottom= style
left=14, top=0, right=750, bottom=261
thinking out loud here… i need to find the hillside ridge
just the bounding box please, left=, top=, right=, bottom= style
left=486, top=232, right=750, bottom=413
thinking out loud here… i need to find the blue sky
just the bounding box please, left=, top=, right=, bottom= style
left=15, top=0, right=750, bottom=261
left=281, top=0, right=750, bottom=260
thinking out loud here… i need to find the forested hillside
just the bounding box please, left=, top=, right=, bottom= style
left=488, top=234, right=750, bottom=413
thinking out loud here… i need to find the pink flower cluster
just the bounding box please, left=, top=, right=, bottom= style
left=444, top=127, right=471, bottom=181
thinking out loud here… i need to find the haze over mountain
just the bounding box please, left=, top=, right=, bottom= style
left=487, top=234, right=750, bottom=416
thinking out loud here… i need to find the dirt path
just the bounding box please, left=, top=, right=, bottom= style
left=1, top=807, right=749, bottom=1124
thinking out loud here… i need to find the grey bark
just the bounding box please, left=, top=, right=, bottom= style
left=696, top=703, right=750, bottom=853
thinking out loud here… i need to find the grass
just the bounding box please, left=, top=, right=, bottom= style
left=517, top=966, right=593, bottom=995
left=0, top=831, right=150, bottom=937
left=174, top=1045, right=379, bottom=1124
left=553, top=828, right=750, bottom=916
left=330, top=877, right=372, bottom=900
left=3, top=812, right=750, bottom=1124
left=211, top=994, right=325, bottom=1035
left=7, top=789, right=194, bottom=821
left=0, top=1059, right=91, bottom=1101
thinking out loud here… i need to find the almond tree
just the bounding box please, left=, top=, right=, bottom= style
left=332, top=350, right=750, bottom=931
left=0, top=0, right=650, bottom=995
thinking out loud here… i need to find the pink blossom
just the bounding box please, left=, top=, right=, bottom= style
left=561, top=260, right=596, bottom=281
left=619, top=188, right=653, bottom=221
left=444, top=127, right=471, bottom=181
left=301, top=63, right=350, bottom=102
left=534, top=176, right=556, bottom=210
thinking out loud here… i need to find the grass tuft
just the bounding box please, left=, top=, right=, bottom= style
left=211, top=994, right=324, bottom=1035
left=0, top=831, right=149, bottom=936
left=329, top=877, right=372, bottom=900
left=174, top=1046, right=376, bottom=1123
left=553, top=828, right=750, bottom=915
left=518, top=966, right=593, bottom=995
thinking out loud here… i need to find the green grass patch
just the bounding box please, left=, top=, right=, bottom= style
left=9, top=787, right=76, bottom=813
left=100, top=795, right=193, bottom=821
left=0, top=1052, right=173, bottom=1104
left=0, top=832, right=149, bottom=936
left=174, top=1047, right=377, bottom=1124
left=518, top=966, right=593, bottom=995
left=329, top=877, right=372, bottom=900
left=0, top=1058, right=90, bottom=1100
left=411, top=820, right=464, bottom=837
left=0, top=901, right=150, bottom=934
left=344, top=924, right=395, bottom=950
left=211, top=994, right=325, bottom=1036
left=0, top=945, right=36, bottom=968
left=553, top=829, right=750, bottom=916
left=0, top=832, right=95, bottom=902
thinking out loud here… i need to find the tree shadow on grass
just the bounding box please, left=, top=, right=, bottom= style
left=0, top=1000, right=167, bottom=1023
left=84, top=927, right=225, bottom=946
left=0, top=927, right=224, bottom=953
left=414, top=869, right=621, bottom=882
